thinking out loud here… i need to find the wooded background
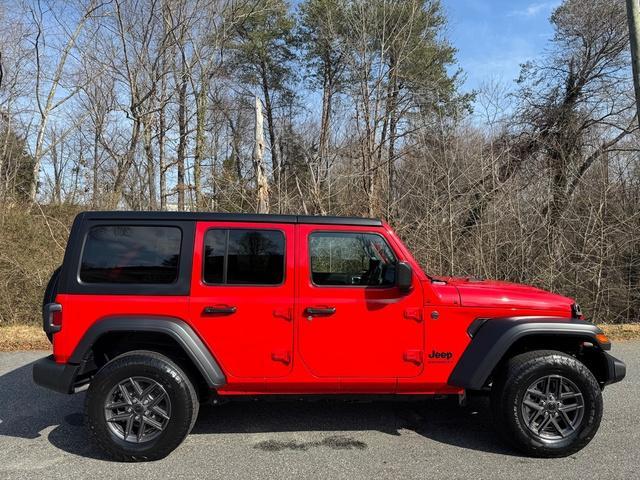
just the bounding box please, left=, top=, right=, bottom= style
left=0, top=0, right=638, bottom=325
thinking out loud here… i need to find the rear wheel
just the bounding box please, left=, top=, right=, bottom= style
left=490, top=350, right=602, bottom=457
left=85, top=351, right=199, bottom=461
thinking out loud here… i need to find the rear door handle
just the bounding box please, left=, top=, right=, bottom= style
left=202, top=305, right=237, bottom=316
left=304, top=307, right=336, bottom=317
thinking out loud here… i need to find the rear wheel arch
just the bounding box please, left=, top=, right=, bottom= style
left=71, top=316, right=226, bottom=396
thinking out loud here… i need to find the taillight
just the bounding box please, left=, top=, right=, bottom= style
left=51, top=309, right=62, bottom=328
left=43, top=302, right=62, bottom=335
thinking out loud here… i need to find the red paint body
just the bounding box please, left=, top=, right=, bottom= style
left=52, top=221, right=575, bottom=395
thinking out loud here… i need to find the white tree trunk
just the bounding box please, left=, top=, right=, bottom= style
left=253, top=96, right=269, bottom=213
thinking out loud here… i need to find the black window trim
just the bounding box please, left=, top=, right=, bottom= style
left=307, top=230, right=399, bottom=289
left=58, top=219, right=195, bottom=296
left=201, top=227, right=287, bottom=287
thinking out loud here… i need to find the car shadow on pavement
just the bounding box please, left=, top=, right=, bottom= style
left=0, top=360, right=515, bottom=460
left=194, top=396, right=516, bottom=456
left=0, top=359, right=109, bottom=460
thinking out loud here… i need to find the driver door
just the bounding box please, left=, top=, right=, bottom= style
left=296, top=225, right=424, bottom=385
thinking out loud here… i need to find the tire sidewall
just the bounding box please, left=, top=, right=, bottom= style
left=505, top=356, right=602, bottom=454
left=86, top=354, right=196, bottom=460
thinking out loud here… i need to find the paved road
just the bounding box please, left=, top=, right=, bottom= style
left=0, top=343, right=637, bottom=480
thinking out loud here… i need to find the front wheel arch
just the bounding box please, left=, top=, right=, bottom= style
left=448, top=317, right=611, bottom=390
left=492, top=334, right=610, bottom=387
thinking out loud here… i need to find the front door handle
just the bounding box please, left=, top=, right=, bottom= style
left=304, top=306, right=336, bottom=318
left=202, top=305, right=237, bottom=316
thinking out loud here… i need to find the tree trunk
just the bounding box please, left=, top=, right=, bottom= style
left=176, top=61, right=188, bottom=211
left=142, top=116, right=157, bottom=209
left=260, top=60, right=278, bottom=182
left=158, top=101, right=167, bottom=210
left=193, top=79, right=207, bottom=209
left=253, top=96, right=269, bottom=213
left=387, top=72, right=399, bottom=217
left=318, top=58, right=333, bottom=181
left=92, top=123, right=100, bottom=208
left=110, top=116, right=142, bottom=208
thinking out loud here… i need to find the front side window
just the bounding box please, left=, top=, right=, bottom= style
left=203, top=229, right=285, bottom=285
left=80, top=225, right=182, bottom=284
left=309, top=232, right=397, bottom=286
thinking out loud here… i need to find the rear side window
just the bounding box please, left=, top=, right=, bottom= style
left=80, top=226, right=182, bottom=284
left=203, top=229, right=285, bottom=285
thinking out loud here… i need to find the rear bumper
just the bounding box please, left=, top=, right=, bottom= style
left=32, top=355, right=81, bottom=394
left=604, top=352, right=626, bottom=386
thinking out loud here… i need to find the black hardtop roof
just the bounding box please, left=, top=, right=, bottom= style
left=78, top=211, right=383, bottom=227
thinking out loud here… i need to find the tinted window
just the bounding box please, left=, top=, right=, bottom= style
left=309, top=232, right=397, bottom=286
left=80, top=226, right=182, bottom=284
left=203, top=230, right=225, bottom=284
left=203, top=229, right=285, bottom=285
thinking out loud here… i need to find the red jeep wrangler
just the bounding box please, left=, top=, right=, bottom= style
left=33, top=211, right=625, bottom=461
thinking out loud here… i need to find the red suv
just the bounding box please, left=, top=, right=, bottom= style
left=33, top=211, right=625, bottom=461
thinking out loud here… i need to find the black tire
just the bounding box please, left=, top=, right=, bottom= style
left=85, top=350, right=199, bottom=462
left=490, top=350, right=602, bottom=457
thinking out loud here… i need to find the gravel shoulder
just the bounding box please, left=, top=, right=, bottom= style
left=0, top=343, right=637, bottom=479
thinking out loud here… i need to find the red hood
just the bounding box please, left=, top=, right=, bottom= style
left=431, top=276, right=574, bottom=313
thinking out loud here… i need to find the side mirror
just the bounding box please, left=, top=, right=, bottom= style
left=395, top=261, right=413, bottom=293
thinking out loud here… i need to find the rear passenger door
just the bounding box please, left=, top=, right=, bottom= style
left=190, top=222, right=295, bottom=379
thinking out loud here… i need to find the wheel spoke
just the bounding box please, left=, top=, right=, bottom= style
left=124, top=415, right=134, bottom=438
left=559, top=403, right=583, bottom=413
left=105, top=401, right=129, bottom=410
left=137, top=417, right=146, bottom=442
left=118, top=384, right=132, bottom=404
left=152, top=405, right=170, bottom=420
left=549, top=415, right=566, bottom=437
left=130, top=377, right=144, bottom=396
left=537, top=413, right=552, bottom=433
left=144, top=416, right=164, bottom=431
left=107, top=412, right=132, bottom=423
left=555, top=377, right=563, bottom=398
left=140, top=383, right=157, bottom=401
left=560, top=410, right=576, bottom=430
left=523, top=399, right=543, bottom=411
left=526, top=388, right=546, bottom=399
left=560, top=392, right=583, bottom=400
left=147, top=391, right=167, bottom=408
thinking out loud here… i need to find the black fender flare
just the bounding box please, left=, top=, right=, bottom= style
left=448, top=317, right=608, bottom=390
left=70, top=316, right=226, bottom=388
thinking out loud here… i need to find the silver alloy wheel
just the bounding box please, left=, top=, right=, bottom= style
left=521, top=374, right=585, bottom=441
left=104, top=376, right=172, bottom=443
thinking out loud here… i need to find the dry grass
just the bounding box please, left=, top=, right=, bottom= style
left=0, top=322, right=639, bottom=352
left=0, top=324, right=50, bottom=351
left=599, top=323, right=640, bottom=342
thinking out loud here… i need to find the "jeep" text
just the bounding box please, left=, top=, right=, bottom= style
left=428, top=350, right=453, bottom=361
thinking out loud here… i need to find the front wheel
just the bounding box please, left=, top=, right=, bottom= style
left=85, top=350, right=199, bottom=461
left=490, top=350, right=603, bottom=457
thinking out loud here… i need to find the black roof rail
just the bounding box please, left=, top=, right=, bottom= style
left=78, top=211, right=383, bottom=227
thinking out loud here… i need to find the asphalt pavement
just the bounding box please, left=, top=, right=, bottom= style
left=0, top=342, right=637, bottom=479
